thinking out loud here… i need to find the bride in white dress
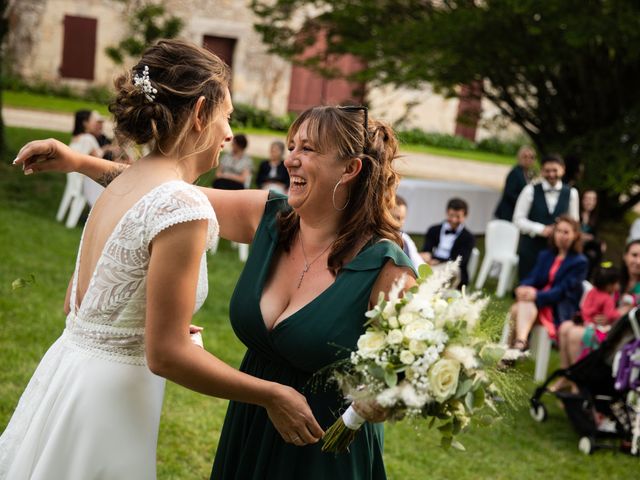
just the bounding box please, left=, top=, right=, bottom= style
left=1, top=40, right=322, bottom=480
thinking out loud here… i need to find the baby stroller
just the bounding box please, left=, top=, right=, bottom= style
left=529, top=308, right=640, bottom=455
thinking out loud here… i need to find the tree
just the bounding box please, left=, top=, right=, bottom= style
left=106, top=0, right=183, bottom=65
left=251, top=0, right=640, bottom=217
left=0, top=0, right=12, bottom=157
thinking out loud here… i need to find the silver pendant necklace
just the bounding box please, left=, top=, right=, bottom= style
left=297, top=232, right=333, bottom=288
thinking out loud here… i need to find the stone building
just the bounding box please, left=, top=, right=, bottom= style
left=5, top=0, right=519, bottom=140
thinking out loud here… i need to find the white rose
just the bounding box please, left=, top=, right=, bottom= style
left=357, top=331, right=387, bottom=357
left=399, top=349, right=416, bottom=365
left=388, top=315, right=399, bottom=329
left=428, top=359, right=461, bottom=402
left=398, top=312, right=416, bottom=326
left=444, top=345, right=478, bottom=371
left=387, top=329, right=404, bottom=344
left=409, top=339, right=427, bottom=355
left=402, top=320, right=433, bottom=341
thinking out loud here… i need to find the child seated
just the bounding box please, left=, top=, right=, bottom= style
left=551, top=264, right=620, bottom=392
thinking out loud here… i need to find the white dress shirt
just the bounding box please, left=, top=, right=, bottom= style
left=401, top=232, right=426, bottom=269
left=433, top=222, right=463, bottom=259
left=513, top=179, right=579, bottom=237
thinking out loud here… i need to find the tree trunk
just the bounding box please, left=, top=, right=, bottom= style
left=0, top=0, right=9, bottom=157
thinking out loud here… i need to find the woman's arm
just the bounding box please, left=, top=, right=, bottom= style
left=13, top=138, right=127, bottom=186
left=64, top=275, right=73, bottom=315
left=146, top=219, right=323, bottom=444
left=369, top=260, right=417, bottom=309
left=197, top=187, right=268, bottom=243
left=536, top=258, right=588, bottom=306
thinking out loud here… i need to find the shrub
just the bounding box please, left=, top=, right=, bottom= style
left=477, top=137, right=520, bottom=156
left=397, top=127, right=522, bottom=156
left=397, top=129, right=477, bottom=151
left=230, top=103, right=292, bottom=132
left=2, top=75, right=113, bottom=103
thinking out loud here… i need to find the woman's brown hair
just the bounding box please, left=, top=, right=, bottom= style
left=109, top=39, right=230, bottom=156
left=550, top=214, right=583, bottom=254
left=278, top=106, right=401, bottom=275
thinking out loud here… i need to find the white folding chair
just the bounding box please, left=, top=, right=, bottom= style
left=56, top=172, right=87, bottom=228
left=475, top=220, right=520, bottom=297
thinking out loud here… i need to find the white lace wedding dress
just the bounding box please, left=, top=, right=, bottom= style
left=0, top=180, right=218, bottom=479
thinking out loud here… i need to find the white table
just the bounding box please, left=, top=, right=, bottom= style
left=397, top=178, right=501, bottom=235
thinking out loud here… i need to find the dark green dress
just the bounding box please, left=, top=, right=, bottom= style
left=210, top=194, right=414, bottom=480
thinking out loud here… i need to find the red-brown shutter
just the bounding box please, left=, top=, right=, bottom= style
left=454, top=82, right=483, bottom=141
left=59, top=15, right=97, bottom=80
left=287, top=33, right=365, bottom=112
left=203, top=35, right=236, bottom=69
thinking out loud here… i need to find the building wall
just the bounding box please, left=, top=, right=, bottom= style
left=9, top=0, right=127, bottom=88
left=7, top=0, right=522, bottom=140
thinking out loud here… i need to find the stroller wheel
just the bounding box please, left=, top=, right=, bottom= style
left=578, top=437, right=594, bottom=455
left=529, top=403, right=547, bottom=422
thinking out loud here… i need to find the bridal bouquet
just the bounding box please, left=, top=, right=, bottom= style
left=322, top=263, right=509, bottom=453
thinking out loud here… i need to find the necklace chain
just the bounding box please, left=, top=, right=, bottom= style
left=297, top=232, right=333, bottom=289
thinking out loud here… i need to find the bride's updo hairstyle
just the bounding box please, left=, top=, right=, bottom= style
left=109, top=39, right=230, bottom=156
left=279, top=106, right=401, bottom=275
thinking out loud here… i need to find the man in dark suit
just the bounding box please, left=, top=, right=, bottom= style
left=420, top=198, right=475, bottom=287
left=494, top=145, right=536, bottom=221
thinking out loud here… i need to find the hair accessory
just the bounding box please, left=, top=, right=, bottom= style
left=133, top=65, right=157, bottom=102
left=601, top=261, right=613, bottom=268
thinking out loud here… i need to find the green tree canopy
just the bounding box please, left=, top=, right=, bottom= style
left=251, top=0, right=640, bottom=217
left=106, top=0, right=183, bottom=65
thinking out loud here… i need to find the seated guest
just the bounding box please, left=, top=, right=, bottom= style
left=494, top=145, right=536, bottom=221
left=255, top=140, right=289, bottom=193
left=580, top=189, right=605, bottom=278
left=513, top=153, right=579, bottom=281
left=552, top=264, right=621, bottom=391
left=392, top=195, right=425, bottom=270
left=508, top=215, right=588, bottom=352
left=212, top=134, right=252, bottom=190
left=619, top=239, right=640, bottom=306
left=420, top=197, right=475, bottom=287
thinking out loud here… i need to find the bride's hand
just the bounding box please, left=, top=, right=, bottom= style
left=13, top=139, right=80, bottom=174
left=352, top=399, right=388, bottom=423
left=264, top=385, right=324, bottom=446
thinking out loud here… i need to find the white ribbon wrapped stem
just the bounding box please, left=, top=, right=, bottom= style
left=341, top=405, right=366, bottom=430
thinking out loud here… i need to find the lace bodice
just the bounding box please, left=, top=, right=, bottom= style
left=66, top=180, right=218, bottom=365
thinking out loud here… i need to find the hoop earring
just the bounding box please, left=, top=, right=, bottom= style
left=332, top=179, right=350, bottom=211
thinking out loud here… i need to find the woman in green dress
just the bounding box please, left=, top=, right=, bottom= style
left=15, top=105, right=415, bottom=478
left=209, top=106, right=415, bottom=479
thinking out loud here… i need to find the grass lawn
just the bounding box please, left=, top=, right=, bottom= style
left=3, top=90, right=513, bottom=166
left=4, top=90, right=111, bottom=116
left=1, top=127, right=637, bottom=478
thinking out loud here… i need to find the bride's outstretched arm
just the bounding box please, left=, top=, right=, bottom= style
left=146, top=218, right=323, bottom=446
left=13, top=138, right=128, bottom=187
left=14, top=139, right=269, bottom=243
